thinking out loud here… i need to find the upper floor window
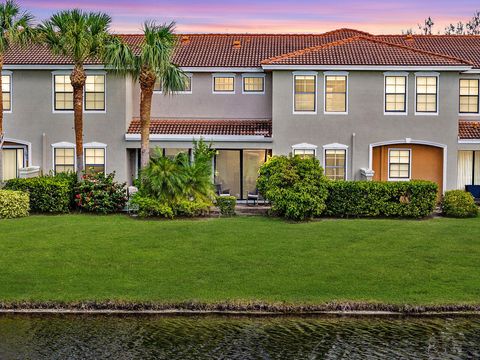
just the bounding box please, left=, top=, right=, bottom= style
left=416, top=75, right=438, bottom=114
left=213, top=75, right=235, bottom=93
left=243, top=76, right=264, bottom=93
left=324, top=149, right=346, bottom=180
left=2, top=74, right=11, bottom=111
left=154, top=78, right=162, bottom=92
left=84, top=147, right=105, bottom=174
left=54, top=75, right=73, bottom=111
left=155, top=75, right=192, bottom=93
left=54, top=74, right=105, bottom=111
left=459, top=79, right=479, bottom=114
left=325, top=75, right=347, bottom=113
left=294, top=74, right=316, bottom=112
left=385, top=75, right=407, bottom=113
left=54, top=147, right=75, bottom=174
left=389, top=149, right=411, bottom=180
left=85, top=75, right=105, bottom=111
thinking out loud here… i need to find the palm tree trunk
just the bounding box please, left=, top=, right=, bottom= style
left=0, top=55, right=4, bottom=183
left=71, top=64, right=86, bottom=182
left=139, top=68, right=156, bottom=169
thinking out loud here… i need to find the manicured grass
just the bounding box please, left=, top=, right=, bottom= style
left=0, top=215, right=479, bottom=306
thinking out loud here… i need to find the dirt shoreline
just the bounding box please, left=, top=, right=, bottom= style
left=1, top=301, right=479, bottom=315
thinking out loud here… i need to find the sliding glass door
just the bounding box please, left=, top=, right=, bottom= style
left=215, top=149, right=269, bottom=199
left=457, top=150, right=480, bottom=189
left=2, top=148, right=24, bottom=180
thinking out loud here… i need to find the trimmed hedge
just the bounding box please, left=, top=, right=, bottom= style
left=325, top=180, right=438, bottom=218
left=4, top=176, right=71, bottom=213
left=130, top=196, right=174, bottom=218
left=216, top=196, right=236, bottom=216
left=0, top=190, right=30, bottom=219
left=442, top=190, right=478, bottom=218
left=257, top=156, right=328, bottom=220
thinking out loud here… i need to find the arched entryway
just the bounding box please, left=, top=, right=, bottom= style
left=370, top=139, right=446, bottom=193
left=2, top=138, right=30, bottom=180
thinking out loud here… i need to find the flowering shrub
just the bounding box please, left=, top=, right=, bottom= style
left=74, top=172, right=127, bottom=214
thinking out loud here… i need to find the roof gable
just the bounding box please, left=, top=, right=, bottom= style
left=261, top=36, right=471, bottom=67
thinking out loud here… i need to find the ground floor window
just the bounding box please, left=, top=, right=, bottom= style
left=163, top=148, right=190, bottom=160
left=2, top=147, right=24, bottom=180
left=85, top=148, right=106, bottom=174
left=293, top=148, right=315, bottom=158
left=388, top=149, right=411, bottom=180
left=324, top=149, right=346, bottom=180
left=458, top=150, right=480, bottom=189
left=54, top=148, right=75, bottom=173
left=214, top=149, right=270, bottom=199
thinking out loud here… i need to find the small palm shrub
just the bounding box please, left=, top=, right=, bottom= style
left=0, top=190, right=29, bottom=219
left=442, top=190, right=478, bottom=218
left=74, top=172, right=127, bottom=214
left=257, top=155, right=329, bottom=221
left=135, top=139, right=215, bottom=218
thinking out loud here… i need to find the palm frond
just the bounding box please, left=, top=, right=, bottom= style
left=0, top=0, right=35, bottom=53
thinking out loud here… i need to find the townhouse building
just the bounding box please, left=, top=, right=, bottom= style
left=2, top=28, right=480, bottom=198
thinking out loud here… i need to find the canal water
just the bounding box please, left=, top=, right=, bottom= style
left=0, top=314, right=479, bottom=359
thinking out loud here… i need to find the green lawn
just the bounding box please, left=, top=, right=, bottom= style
left=0, top=214, right=479, bottom=306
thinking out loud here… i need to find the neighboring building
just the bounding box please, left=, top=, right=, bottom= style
left=2, top=28, right=480, bottom=198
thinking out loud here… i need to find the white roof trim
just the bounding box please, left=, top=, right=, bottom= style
left=182, top=67, right=263, bottom=73
left=322, top=142, right=349, bottom=149
left=5, top=65, right=105, bottom=70
left=262, top=65, right=471, bottom=71
left=458, top=139, right=480, bottom=144
left=51, top=141, right=75, bottom=148
left=292, top=142, right=318, bottom=149
left=125, top=134, right=272, bottom=143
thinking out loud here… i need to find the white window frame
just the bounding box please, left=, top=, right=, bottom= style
left=212, top=73, right=235, bottom=94
left=51, top=71, right=107, bottom=114
left=324, top=71, right=348, bottom=115
left=154, top=73, right=193, bottom=95
left=387, top=148, right=412, bottom=181
left=414, top=72, right=439, bottom=116
left=84, top=142, right=107, bottom=174
left=292, top=143, right=318, bottom=157
left=322, top=143, right=349, bottom=180
left=241, top=73, right=265, bottom=94
left=292, top=71, right=318, bottom=115
left=458, top=77, right=480, bottom=116
left=51, top=141, right=76, bottom=173
left=2, top=70, right=12, bottom=114
left=383, top=72, right=408, bottom=116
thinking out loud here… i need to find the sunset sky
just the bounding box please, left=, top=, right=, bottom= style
left=20, top=0, right=480, bottom=34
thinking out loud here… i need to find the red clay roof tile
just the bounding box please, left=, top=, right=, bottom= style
left=459, top=120, right=480, bottom=139
left=127, top=118, right=272, bottom=137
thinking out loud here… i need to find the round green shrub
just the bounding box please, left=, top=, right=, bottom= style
left=442, top=190, right=478, bottom=218
left=216, top=196, right=236, bottom=216
left=257, top=155, right=328, bottom=220
left=130, top=195, right=174, bottom=218
left=0, top=190, right=30, bottom=219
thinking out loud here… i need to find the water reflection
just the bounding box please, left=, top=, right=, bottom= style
left=0, top=314, right=479, bottom=359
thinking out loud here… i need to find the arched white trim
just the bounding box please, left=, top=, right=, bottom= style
left=84, top=141, right=107, bottom=148
left=322, top=142, right=348, bottom=150
left=368, top=138, right=447, bottom=193
left=3, top=138, right=31, bottom=166
left=51, top=141, right=75, bottom=148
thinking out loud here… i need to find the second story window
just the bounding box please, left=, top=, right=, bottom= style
left=325, top=75, right=347, bottom=113
left=294, top=75, right=316, bottom=112
left=416, top=75, right=438, bottom=114
left=459, top=79, right=479, bottom=114
left=54, top=75, right=74, bottom=111
left=213, top=75, right=235, bottom=93
left=243, top=76, right=264, bottom=93
left=154, top=78, right=162, bottom=92
left=2, top=74, right=11, bottom=111
left=385, top=76, right=407, bottom=113
left=154, top=75, right=192, bottom=93
left=85, top=75, right=105, bottom=111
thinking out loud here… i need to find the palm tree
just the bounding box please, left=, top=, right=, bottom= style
left=105, top=21, right=186, bottom=169
left=0, top=0, right=34, bottom=182
left=39, top=10, right=112, bottom=181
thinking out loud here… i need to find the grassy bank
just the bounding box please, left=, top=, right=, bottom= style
left=0, top=215, right=479, bottom=308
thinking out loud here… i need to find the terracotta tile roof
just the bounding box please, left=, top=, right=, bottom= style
left=261, top=36, right=471, bottom=66
left=376, top=35, right=480, bottom=68
left=3, top=28, right=369, bottom=66
left=459, top=120, right=480, bottom=139
left=127, top=118, right=272, bottom=137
